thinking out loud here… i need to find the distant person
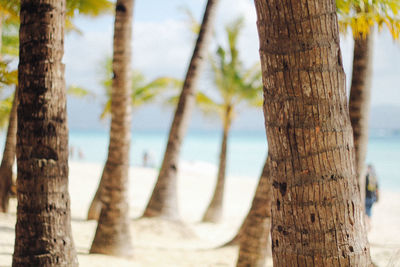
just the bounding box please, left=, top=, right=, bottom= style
left=365, top=164, right=379, bottom=230
left=142, top=150, right=155, bottom=168
left=78, top=148, right=85, bottom=160
left=143, top=150, right=149, bottom=167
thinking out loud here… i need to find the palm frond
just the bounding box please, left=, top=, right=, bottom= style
left=196, top=91, right=223, bottom=118
left=67, top=85, right=96, bottom=98
left=99, top=57, right=182, bottom=119
left=66, top=0, right=113, bottom=32
left=180, top=6, right=201, bottom=35
left=0, top=0, right=20, bottom=24
left=337, top=0, right=400, bottom=39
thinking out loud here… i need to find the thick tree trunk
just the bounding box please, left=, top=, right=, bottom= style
left=87, top=171, right=105, bottom=220
left=236, top=158, right=272, bottom=267
left=12, top=0, right=78, bottom=266
left=0, top=89, right=17, bottom=213
left=254, top=0, right=372, bottom=266
left=349, top=33, right=373, bottom=204
left=202, top=106, right=231, bottom=223
left=143, top=0, right=220, bottom=220
left=90, top=0, right=134, bottom=257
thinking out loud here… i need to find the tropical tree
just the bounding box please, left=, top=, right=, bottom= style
left=337, top=0, right=400, bottom=201
left=143, top=0, right=221, bottom=220
left=254, top=0, right=372, bottom=265
left=0, top=10, right=18, bottom=212
left=12, top=0, right=78, bottom=265
left=0, top=0, right=113, bottom=213
left=200, top=18, right=263, bottom=223
left=89, top=0, right=134, bottom=256
left=87, top=58, right=181, bottom=220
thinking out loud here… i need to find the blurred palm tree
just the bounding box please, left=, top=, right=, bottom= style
left=200, top=18, right=263, bottom=223
left=337, top=0, right=400, bottom=200
left=87, top=57, right=181, bottom=220
left=98, top=57, right=182, bottom=119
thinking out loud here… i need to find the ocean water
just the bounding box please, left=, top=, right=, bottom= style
left=67, top=129, right=400, bottom=191
left=68, top=130, right=268, bottom=178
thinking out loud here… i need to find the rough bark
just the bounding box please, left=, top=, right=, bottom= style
left=202, top=106, right=231, bottom=223
left=236, top=158, right=272, bottom=267
left=143, top=0, right=220, bottom=220
left=349, top=33, right=373, bottom=205
left=86, top=171, right=105, bottom=220
left=12, top=0, right=78, bottom=266
left=0, top=89, right=17, bottom=213
left=254, top=0, right=372, bottom=266
left=89, top=0, right=134, bottom=257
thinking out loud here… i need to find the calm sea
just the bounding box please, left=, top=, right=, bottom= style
left=66, top=129, right=400, bottom=191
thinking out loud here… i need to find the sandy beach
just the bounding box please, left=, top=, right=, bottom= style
left=0, top=161, right=399, bottom=266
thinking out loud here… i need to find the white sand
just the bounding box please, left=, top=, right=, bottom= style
left=0, top=161, right=399, bottom=266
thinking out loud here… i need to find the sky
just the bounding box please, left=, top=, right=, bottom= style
left=65, top=0, right=400, bottom=131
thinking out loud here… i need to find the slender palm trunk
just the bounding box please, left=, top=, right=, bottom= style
left=349, top=33, right=373, bottom=204
left=90, top=0, right=134, bottom=256
left=0, top=13, right=18, bottom=213
left=143, top=0, right=220, bottom=220
left=12, top=0, right=78, bottom=265
left=236, top=157, right=272, bottom=267
left=87, top=171, right=105, bottom=220
left=0, top=89, right=17, bottom=212
left=254, top=0, right=372, bottom=265
left=202, top=106, right=231, bottom=223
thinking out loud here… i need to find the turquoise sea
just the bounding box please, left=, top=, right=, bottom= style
left=67, top=129, right=400, bottom=191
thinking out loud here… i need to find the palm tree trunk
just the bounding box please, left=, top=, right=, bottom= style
left=143, top=0, right=220, bottom=220
left=202, top=106, right=231, bottom=223
left=12, top=0, right=78, bottom=265
left=236, top=157, right=272, bottom=267
left=349, top=33, right=374, bottom=205
left=90, top=0, right=134, bottom=257
left=254, top=0, right=372, bottom=266
left=87, top=171, right=105, bottom=220
left=0, top=88, right=17, bottom=213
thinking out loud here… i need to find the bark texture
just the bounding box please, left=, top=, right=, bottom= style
left=0, top=89, right=17, bottom=213
left=349, top=33, right=373, bottom=204
left=90, top=0, right=134, bottom=257
left=254, top=0, right=372, bottom=266
left=236, top=158, right=272, bottom=267
left=202, top=106, right=231, bottom=223
left=12, top=0, right=78, bottom=266
left=143, top=0, right=220, bottom=220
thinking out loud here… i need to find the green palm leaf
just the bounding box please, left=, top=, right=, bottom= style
left=99, top=57, right=182, bottom=119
